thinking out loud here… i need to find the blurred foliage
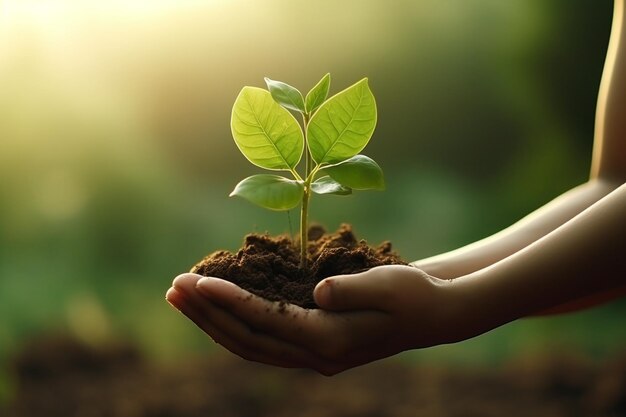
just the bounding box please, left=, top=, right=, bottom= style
left=1, top=0, right=624, bottom=400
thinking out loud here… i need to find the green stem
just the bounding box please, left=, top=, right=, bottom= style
left=300, top=113, right=311, bottom=270
left=300, top=183, right=310, bottom=270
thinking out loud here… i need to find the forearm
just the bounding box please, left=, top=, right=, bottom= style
left=447, top=183, right=626, bottom=341
left=591, top=0, right=626, bottom=182
left=413, top=178, right=620, bottom=279
left=417, top=0, right=626, bottom=280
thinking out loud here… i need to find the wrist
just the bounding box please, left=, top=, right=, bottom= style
left=405, top=270, right=480, bottom=347
left=440, top=270, right=517, bottom=344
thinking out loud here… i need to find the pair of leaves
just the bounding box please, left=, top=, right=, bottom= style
left=265, top=73, right=330, bottom=115
left=231, top=76, right=377, bottom=171
left=231, top=155, right=384, bottom=210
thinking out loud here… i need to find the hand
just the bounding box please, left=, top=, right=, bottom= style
left=166, top=265, right=461, bottom=376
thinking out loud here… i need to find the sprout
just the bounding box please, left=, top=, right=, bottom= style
left=230, top=74, right=383, bottom=270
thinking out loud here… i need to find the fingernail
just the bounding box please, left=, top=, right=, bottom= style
left=172, top=273, right=194, bottom=288
left=195, top=277, right=211, bottom=294
left=165, top=287, right=177, bottom=301
left=165, top=287, right=183, bottom=310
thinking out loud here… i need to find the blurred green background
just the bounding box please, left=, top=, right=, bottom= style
left=1, top=0, right=625, bottom=402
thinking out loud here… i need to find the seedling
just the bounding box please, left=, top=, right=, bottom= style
left=230, top=74, right=384, bottom=270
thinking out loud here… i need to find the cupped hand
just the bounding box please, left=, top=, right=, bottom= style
left=166, top=265, right=458, bottom=376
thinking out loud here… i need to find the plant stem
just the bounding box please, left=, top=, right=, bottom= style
left=300, top=113, right=311, bottom=270
left=300, top=183, right=310, bottom=270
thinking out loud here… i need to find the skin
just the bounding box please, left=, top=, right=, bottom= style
left=166, top=0, right=626, bottom=376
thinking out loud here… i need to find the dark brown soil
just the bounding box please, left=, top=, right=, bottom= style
left=5, top=333, right=626, bottom=417
left=190, top=224, right=406, bottom=308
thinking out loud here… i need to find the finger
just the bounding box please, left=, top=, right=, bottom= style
left=313, top=266, right=401, bottom=311
left=194, top=276, right=333, bottom=346
left=172, top=273, right=205, bottom=292
left=167, top=288, right=390, bottom=376
left=166, top=286, right=185, bottom=310
left=195, top=275, right=398, bottom=361
left=192, top=292, right=340, bottom=373
left=172, top=275, right=337, bottom=372
left=168, top=287, right=301, bottom=368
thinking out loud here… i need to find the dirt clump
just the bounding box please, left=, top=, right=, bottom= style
left=191, top=223, right=406, bottom=308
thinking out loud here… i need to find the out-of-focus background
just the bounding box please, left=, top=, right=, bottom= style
left=1, top=0, right=625, bottom=415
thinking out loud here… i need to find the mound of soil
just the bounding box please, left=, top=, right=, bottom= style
left=191, top=224, right=406, bottom=308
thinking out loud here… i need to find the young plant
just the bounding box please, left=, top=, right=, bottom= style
left=230, top=74, right=384, bottom=270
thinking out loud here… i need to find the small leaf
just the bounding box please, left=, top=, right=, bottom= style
left=264, top=77, right=306, bottom=113
left=231, top=87, right=304, bottom=170
left=305, top=73, right=330, bottom=114
left=311, top=176, right=352, bottom=195
left=230, top=174, right=304, bottom=211
left=323, top=154, right=384, bottom=190
left=307, top=78, right=377, bottom=165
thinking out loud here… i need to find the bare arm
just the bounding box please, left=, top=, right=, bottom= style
left=412, top=179, right=619, bottom=279
left=449, top=183, right=626, bottom=339
left=591, top=0, right=626, bottom=182
left=415, top=0, right=626, bottom=285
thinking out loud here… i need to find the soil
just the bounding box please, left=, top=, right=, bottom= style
left=5, top=333, right=626, bottom=417
left=190, top=224, right=406, bottom=308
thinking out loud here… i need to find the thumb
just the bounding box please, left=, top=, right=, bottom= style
left=313, top=267, right=394, bottom=311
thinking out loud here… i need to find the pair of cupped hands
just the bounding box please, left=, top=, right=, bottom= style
left=166, top=265, right=473, bottom=376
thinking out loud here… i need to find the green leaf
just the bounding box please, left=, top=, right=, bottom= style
left=264, top=77, right=305, bottom=113
left=323, top=154, right=385, bottom=190
left=231, top=87, right=304, bottom=170
left=307, top=78, right=377, bottom=165
left=230, top=174, right=304, bottom=211
left=311, top=176, right=352, bottom=195
left=305, top=73, right=330, bottom=114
